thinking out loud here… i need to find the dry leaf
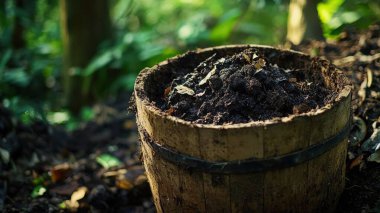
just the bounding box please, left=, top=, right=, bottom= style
left=71, top=187, right=87, bottom=203
left=195, top=90, right=206, bottom=97
left=367, top=68, right=373, bottom=88
left=349, top=154, right=363, bottom=170
left=166, top=107, right=175, bottom=115
left=64, top=186, right=88, bottom=211
left=252, top=53, right=258, bottom=60
left=254, top=58, right=266, bottom=69
left=358, top=78, right=367, bottom=103
left=175, top=85, right=195, bottom=95
left=103, top=169, right=128, bottom=178
left=164, top=86, right=171, bottom=97
left=242, top=54, right=251, bottom=63
left=51, top=163, right=71, bottom=183
left=199, top=67, right=216, bottom=86
left=217, top=58, right=225, bottom=63
left=116, top=179, right=134, bottom=190
left=116, top=166, right=145, bottom=190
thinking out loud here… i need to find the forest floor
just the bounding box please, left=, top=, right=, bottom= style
left=1, top=24, right=380, bottom=212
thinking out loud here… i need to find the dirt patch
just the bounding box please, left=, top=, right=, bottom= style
left=160, top=49, right=338, bottom=124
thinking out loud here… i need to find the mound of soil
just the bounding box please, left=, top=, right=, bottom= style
left=162, top=49, right=337, bottom=124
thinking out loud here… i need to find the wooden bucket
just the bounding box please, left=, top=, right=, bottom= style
left=134, top=45, right=351, bottom=213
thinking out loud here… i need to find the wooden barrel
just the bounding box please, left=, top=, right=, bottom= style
left=134, top=45, right=351, bottom=213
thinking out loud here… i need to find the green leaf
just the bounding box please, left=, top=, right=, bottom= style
left=83, top=51, right=113, bottom=76
left=58, top=202, right=66, bottom=209
left=32, top=176, right=45, bottom=186
left=31, top=185, right=46, bottom=198
left=328, top=11, right=361, bottom=29
left=47, top=111, right=70, bottom=124
left=0, top=49, right=12, bottom=73
left=96, top=154, right=121, bottom=169
left=210, top=8, right=241, bottom=42
left=80, top=107, right=94, bottom=121
left=318, top=0, right=345, bottom=24
left=108, top=74, right=137, bottom=92
left=2, top=68, right=31, bottom=87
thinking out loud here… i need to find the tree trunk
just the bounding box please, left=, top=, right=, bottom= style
left=286, top=0, right=324, bottom=45
left=60, top=0, right=111, bottom=113
left=11, top=0, right=35, bottom=49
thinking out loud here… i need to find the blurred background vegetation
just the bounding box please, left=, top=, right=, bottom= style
left=0, top=0, right=379, bottom=129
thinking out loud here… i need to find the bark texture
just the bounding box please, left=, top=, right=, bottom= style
left=287, top=0, right=324, bottom=45
left=60, top=0, right=111, bottom=112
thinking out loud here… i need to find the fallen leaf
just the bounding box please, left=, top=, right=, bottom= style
left=361, top=125, right=380, bottom=152
left=103, top=169, right=127, bottom=178
left=216, top=58, right=225, bottom=64
left=71, top=187, right=87, bottom=203
left=174, top=85, right=195, bottom=95
left=349, top=116, right=367, bottom=146
left=96, top=154, right=122, bottom=169
left=252, top=53, right=258, bottom=60
left=58, top=202, right=66, bottom=209
left=116, top=179, right=134, bottom=190
left=166, top=107, right=175, bottom=115
left=254, top=58, right=266, bottom=69
left=242, top=54, right=251, bottom=63
left=164, top=86, right=171, bottom=97
left=51, top=163, right=71, bottom=183
left=358, top=79, right=367, bottom=103
left=199, top=67, right=216, bottom=86
left=64, top=186, right=88, bottom=211
left=31, top=185, right=46, bottom=198
left=116, top=166, right=145, bottom=190
left=349, top=154, right=364, bottom=170
left=368, top=149, right=380, bottom=163
left=195, top=90, right=206, bottom=97
left=367, top=68, right=373, bottom=88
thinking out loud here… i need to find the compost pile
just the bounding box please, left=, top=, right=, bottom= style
left=163, top=49, right=336, bottom=124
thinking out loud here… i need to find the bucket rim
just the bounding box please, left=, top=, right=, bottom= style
left=134, top=44, right=352, bottom=130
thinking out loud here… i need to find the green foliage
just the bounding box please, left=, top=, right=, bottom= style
left=96, top=154, right=122, bottom=169
left=0, top=0, right=378, bottom=129
left=318, top=0, right=380, bottom=38
left=31, top=185, right=46, bottom=198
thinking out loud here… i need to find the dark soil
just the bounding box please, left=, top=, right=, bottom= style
left=162, top=49, right=337, bottom=124
left=0, top=94, right=155, bottom=213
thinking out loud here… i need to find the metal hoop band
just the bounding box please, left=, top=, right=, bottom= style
left=139, top=121, right=351, bottom=174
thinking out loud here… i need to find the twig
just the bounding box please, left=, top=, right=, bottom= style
left=334, top=53, right=380, bottom=66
